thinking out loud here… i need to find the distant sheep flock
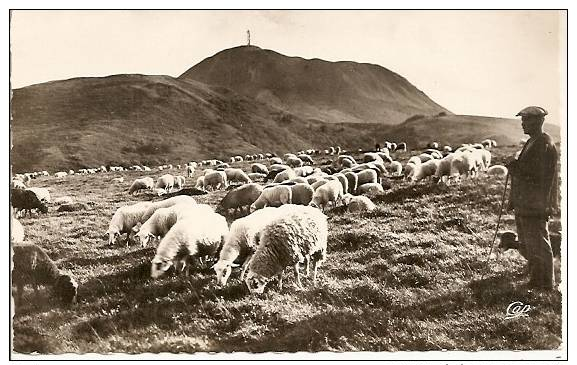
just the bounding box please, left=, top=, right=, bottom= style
left=12, top=138, right=509, bottom=304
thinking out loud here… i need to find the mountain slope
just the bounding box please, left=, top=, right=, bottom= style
left=384, top=114, right=561, bottom=148
left=10, top=74, right=394, bottom=172
left=179, top=46, right=449, bottom=125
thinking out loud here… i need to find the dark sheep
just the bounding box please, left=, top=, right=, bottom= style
left=11, top=189, right=48, bottom=217
left=12, top=243, right=78, bottom=307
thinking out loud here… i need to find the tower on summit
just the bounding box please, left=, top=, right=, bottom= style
left=247, top=30, right=251, bottom=46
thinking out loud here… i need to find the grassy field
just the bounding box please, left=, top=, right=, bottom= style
left=11, top=146, right=563, bottom=354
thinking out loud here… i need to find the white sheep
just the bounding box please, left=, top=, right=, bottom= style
left=225, top=168, right=252, bottom=185
left=136, top=203, right=212, bottom=247
left=155, top=174, right=175, bottom=195
left=342, top=193, right=376, bottom=213
left=451, top=150, right=477, bottom=179
left=129, top=177, right=154, bottom=195
left=247, top=172, right=266, bottom=181
left=251, top=163, right=269, bottom=175
left=269, top=157, right=283, bottom=165
left=216, top=183, right=264, bottom=216
left=54, top=172, right=67, bottom=178
left=293, top=166, right=314, bottom=177
left=297, top=154, right=314, bottom=165
left=273, top=168, right=297, bottom=183
left=343, top=171, right=358, bottom=194
left=286, top=156, right=304, bottom=168
left=310, top=180, right=343, bottom=211
left=195, top=176, right=205, bottom=189
left=355, top=169, right=378, bottom=188
left=106, top=201, right=156, bottom=246
left=12, top=217, right=24, bottom=243
left=151, top=209, right=229, bottom=278
left=487, top=165, right=508, bottom=177
left=204, top=171, right=228, bottom=191
left=357, top=182, right=385, bottom=195
left=26, top=187, right=51, bottom=203
left=418, top=153, right=434, bottom=163
left=173, top=175, right=186, bottom=190
left=433, top=153, right=456, bottom=184
left=333, top=173, right=349, bottom=196
left=407, top=156, right=422, bottom=166
left=252, top=185, right=292, bottom=210
left=213, top=207, right=282, bottom=287
left=412, top=159, right=440, bottom=182
left=245, top=205, right=328, bottom=293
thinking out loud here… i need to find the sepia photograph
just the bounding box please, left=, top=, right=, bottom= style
left=7, top=7, right=568, bottom=361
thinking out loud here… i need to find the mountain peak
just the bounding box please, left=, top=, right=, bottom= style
left=179, top=47, right=449, bottom=125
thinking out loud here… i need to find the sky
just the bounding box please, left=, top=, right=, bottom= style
left=10, top=10, right=566, bottom=124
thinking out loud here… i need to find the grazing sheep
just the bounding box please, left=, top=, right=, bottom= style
left=311, top=180, right=329, bottom=191
left=204, top=171, right=228, bottom=191
left=395, top=142, right=407, bottom=152
left=289, top=183, right=315, bottom=206
left=225, top=168, right=252, bottom=185
left=252, top=185, right=292, bottom=210
left=27, top=187, right=51, bottom=203
left=451, top=150, right=477, bottom=178
left=343, top=171, right=358, bottom=194
left=355, top=169, right=378, bottom=188
left=269, top=157, right=283, bottom=165
left=11, top=217, right=24, bottom=244
left=57, top=203, right=90, bottom=212
left=112, top=177, right=124, bottom=183
left=251, top=163, right=269, bottom=175
left=285, top=156, right=303, bottom=168
left=173, top=176, right=186, bottom=190
left=213, top=207, right=282, bottom=286
left=418, top=153, right=434, bottom=163
left=151, top=209, right=229, bottom=278
left=310, top=180, right=343, bottom=211
left=297, top=154, right=314, bottom=165
left=195, top=176, right=205, bottom=189
left=11, top=189, right=48, bottom=217
left=412, top=159, right=440, bottom=182
left=106, top=202, right=155, bottom=246
left=487, top=165, right=508, bottom=177
left=12, top=243, right=78, bottom=306
left=155, top=174, right=175, bottom=195
left=273, top=168, right=297, bottom=184
left=342, top=193, right=376, bottom=213
left=54, top=172, right=67, bottom=178
left=333, top=173, right=349, bottom=196
left=479, top=149, right=492, bottom=171
left=357, top=182, right=385, bottom=195
left=247, top=172, right=266, bottom=181
left=216, top=183, right=264, bottom=217
left=245, top=205, right=328, bottom=293
left=388, top=161, right=403, bottom=176
left=293, top=166, right=314, bottom=177
left=129, top=177, right=154, bottom=195
left=136, top=204, right=211, bottom=247
left=433, top=153, right=456, bottom=184
left=186, top=165, right=195, bottom=177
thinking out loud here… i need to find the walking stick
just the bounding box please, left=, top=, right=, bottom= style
left=480, top=172, right=510, bottom=281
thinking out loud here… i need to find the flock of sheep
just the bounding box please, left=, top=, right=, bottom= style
left=11, top=138, right=508, bottom=306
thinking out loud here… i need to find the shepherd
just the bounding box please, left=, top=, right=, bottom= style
left=504, top=106, right=559, bottom=290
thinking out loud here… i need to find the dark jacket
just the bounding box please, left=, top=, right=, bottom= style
left=508, top=133, right=559, bottom=217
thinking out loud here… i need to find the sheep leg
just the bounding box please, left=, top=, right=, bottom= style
left=304, top=255, right=311, bottom=277
left=312, top=260, right=320, bottom=286
left=240, top=253, right=253, bottom=280
left=294, top=263, right=304, bottom=290
left=277, top=272, right=284, bottom=291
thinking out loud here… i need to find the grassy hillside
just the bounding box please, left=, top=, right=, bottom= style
left=179, top=46, right=449, bottom=124
left=12, top=146, right=562, bottom=355
left=385, top=114, right=561, bottom=149
left=10, top=74, right=394, bottom=173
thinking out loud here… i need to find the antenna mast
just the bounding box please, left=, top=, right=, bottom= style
left=247, top=30, right=251, bottom=46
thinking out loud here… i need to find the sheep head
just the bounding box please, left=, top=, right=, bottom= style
left=151, top=257, right=173, bottom=278
left=212, top=260, right=237, bottom=287
left=245, top=272, right=271, bottom=294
